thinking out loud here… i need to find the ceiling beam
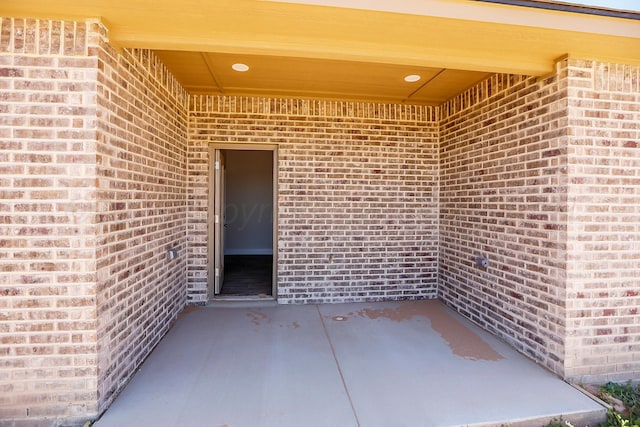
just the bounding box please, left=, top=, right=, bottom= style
left=2, top=0, right=639, bottom=76
left=201, top=53, right=224, bottom=94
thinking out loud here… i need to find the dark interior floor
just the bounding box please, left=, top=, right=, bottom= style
left=220, top=255, right=272, bottom=296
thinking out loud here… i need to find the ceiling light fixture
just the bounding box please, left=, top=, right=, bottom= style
left=404, top=74, right=421, bottom=82
left=232, top=63, right=250, bottom=72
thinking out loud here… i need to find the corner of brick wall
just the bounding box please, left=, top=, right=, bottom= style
left=1, top=16, right=190, bottom=425
left=564, top=58, right=640, bottom=383
left=0, top=16, right=101, bottom=426
left=93, top=34, right=189, bottom=411
left=438, top=63, right=571, bottom=376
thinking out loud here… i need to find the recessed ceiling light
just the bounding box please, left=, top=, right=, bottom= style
left=232, top=63, right=250, bottom=72
left=404, top=74, right=421, bottom=82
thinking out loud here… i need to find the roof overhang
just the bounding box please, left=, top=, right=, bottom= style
left=1, top=0, right=639, bottom=103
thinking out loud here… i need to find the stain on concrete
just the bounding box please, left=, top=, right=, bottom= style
left=278, top=321, right=300, bottom=329
left=177, top=305, right=202, bottom=320
left=246, top=309, right=270, bottom=326
left=357, top=302, right=503, bottom=361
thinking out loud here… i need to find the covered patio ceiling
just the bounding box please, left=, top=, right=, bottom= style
left=2, top=0, right=640, bottom=104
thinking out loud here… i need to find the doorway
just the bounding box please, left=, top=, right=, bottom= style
left=208, top=144, right=277, bottom=299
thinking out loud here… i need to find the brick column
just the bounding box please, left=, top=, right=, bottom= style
left=564, top=59, right=640, bottom=383
left=1, top=17, right=189, bottom=425
left=0, top=17, right=100, bottom=425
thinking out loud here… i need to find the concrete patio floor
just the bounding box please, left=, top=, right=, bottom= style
left=94, top=300, right=605, bottom=427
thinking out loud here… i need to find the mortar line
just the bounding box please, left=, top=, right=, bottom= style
left=316, top=305, right=361, bottom=427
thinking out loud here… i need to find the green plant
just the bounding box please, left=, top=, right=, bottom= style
left=544, top=416, right=574, bottom=427
left=600, top=382, right=640, bottom=427
left=605, top=410, right=639, bottom=427
left=601, top=382, right=640, bottom=409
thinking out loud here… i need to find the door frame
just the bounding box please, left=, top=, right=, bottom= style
left=207, top=143, right=278, bottom=300
left=212, top=148, right=226, bottom=295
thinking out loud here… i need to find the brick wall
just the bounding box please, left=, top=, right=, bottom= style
left=438, top=65, right=570, bottom=375
left=188, top=97, right=440, bottom=304
left=93, top=30, right=189, bottom=409
left=564, top=59, right=640, bottom=383
left=0, top=18, right=189, bottom=425
left=0, top=17, right=100, bottom=425
left=1, top=14, right=638, bottom=425
left=438, top=59, right=640, bottom=383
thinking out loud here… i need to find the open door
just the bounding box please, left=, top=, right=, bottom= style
left=213, top=149, right=226, bottom=295
left=209, top=144, right=278, bottom=300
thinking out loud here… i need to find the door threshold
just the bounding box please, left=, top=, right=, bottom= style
left=207, top=296, right=277, bottom=308
left=214, top=294, right=274, bottom=300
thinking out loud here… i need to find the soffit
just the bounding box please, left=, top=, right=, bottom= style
left=154, top=51, right=491, bottom=105
left=2, top=0, right=639, bottom=104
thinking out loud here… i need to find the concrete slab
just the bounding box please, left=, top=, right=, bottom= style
left=95, top=304, right=356, bottom=427
left=317, top=301, right=604, bottom=427
left=94, top=300, right=605, bottom=427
